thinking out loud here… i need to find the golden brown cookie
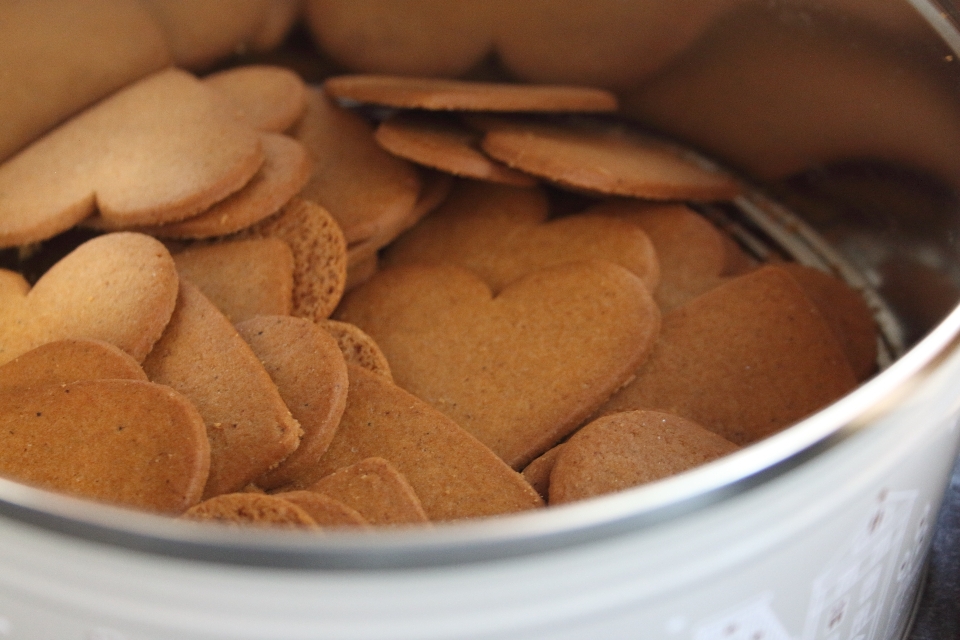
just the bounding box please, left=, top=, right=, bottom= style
left=583, top=200, right=728, bottom=310
left=182, top=492, right=318, bottom=528
left=549, top=410, right=739, bottom=504
left=323, top=75, right=619, bottom=113
left=273, top=490, right=370, bottom=527
left=204, top=65, right=308, bottom=134
left=0, top=68, right=264, bottom=247
left=598, top=266, right=859, bottom=444
left=317, top=319, right=393, bottom=380
left=293, top=88, right=421, bottom=244
left=142, top=280, right=302, bottom=498
left=0, top=379, right=209, bottom=514
left=0, top=0, right=171, bottom=163
left=521, top=444, right=564, bottom=502
left=0, top=339, right=146, bottom=389
left=477, top=115, right=741, bottom=202
left=236, top=197, right=347, bottom=321
left=383, top=180, right=659, bottom=294
left=775, top=263, right=877, bottom=381
left=304, top=457, right=429, bottom=525
left=0, top=233, right=179, bottom=366
left=235, top=315, right=349, bottom=490
left=173, top=238, right=294, bottom=323
left=336, top=260, right=661, bottom=468
left=304, top=0, right=494, bottom=77
left=125, top=133, right=310, bottom=239
left=308, top=364, right=544, bottom=521
left=375, top=112, right=537, bottom=187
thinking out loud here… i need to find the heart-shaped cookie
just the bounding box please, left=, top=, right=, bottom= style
left=383, top=179, right=659, bottom=293
left=0, top=379, right=209, bottom=514
left=336, top=260, right=661, bottom=468
left=0, top=68, right=264, bottom=247
left=0, top=232, right=179, bottom=366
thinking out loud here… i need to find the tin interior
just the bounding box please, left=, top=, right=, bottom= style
left=1, top=0, right=959, bottom=569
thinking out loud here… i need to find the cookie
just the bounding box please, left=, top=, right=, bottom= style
left=583, top=200, right=728, bottom=310
left=0, top=339, right=146, bottom=390
left=0, top=0, right=171, bottom=163
left=273, top=490, right=370, bottom=527
left=293, top=88, right=421, bottom=244
left=324, top=75, right=619, bottom=113
left=235, top=315, right=349, bottom=490
left=775, top=263, right=877, bottom=381
left=249, top=0, right=303, bottom=52
left=182, top=492, right=318, bottom=528
left=236, top=197, right=347, bottom=322
left=375, top=112, right=537, bottom=187
left=142, top=280, right=302, bottom=498
left=0, top=232, right=179, bottom=366
left=0, top=68, right=266, bottom=247
left=121, top=133, right=310, bottom=239
left=345, top=254, right=379, bottom=292
left=308, top=364, right=544, bottom=521
left=0, top=379, right=209, bottom=514
left=204, top=65, right=308, bottom=133
left=173, top=238, right=294, bottom=323
left=383, top=180, right=660, bottom=294
left=317, top=319, right=393, bottom=380
left=303, top=457, right=429, bottom=525
left=304, top=0, right=494, bottom=77
left=549, top=410, right=739, bottom=504
left=521, top=444, right=564, bottom=502
left=598, top=266, right=858, bottom=444
left=477, top=115, right=741, bottom=202
left=336, top=260, right=661, bottom=468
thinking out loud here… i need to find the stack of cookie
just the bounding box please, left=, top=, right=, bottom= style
left=0, top=65, right=877, bottom=528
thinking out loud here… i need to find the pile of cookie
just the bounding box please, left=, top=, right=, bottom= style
left=0, top=65, right=876, bottom=530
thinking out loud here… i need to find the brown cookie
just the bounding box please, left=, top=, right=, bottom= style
left=124, top=133, right=311, bottom=239
left=583, top=200, right=728, bottom=310
left=383, top=180, right=659, bottom=294
left=477, top=115, right=741, bottom=202
left=0, top=379, right=209, bottom=514
left=304, top=0, right=494, bottom=77
left=599, top=266, right=858, bottom=445
left=182, top=492, right=318, bottom=528
left=521, top=444, right=564, bottom=502
left=549, top=410, right=739, bottom=505
left=323, top=75, right=619, bottom=113
left=0, top=0, right=171, bottom=163
left=0, top=339, right=146, bottom=390
left=0, top=233, right=179, bottom=366
left=309, top=364, right=544, bottom=521
left=142, top=280, right=302, bottom=498
left=775, top=263, right=877, bottom=381
left=345, top=254, right=379, bottom=292
left=204, top=65, right=308, bottom=133
left=237, top=198, right=347, bottom=322
left=0, top=270, right=30, bottom=298
left=250, top=0, right=302, bottom=52
left=375, top=112, right=537, bottom=187
left=293, top=88, right=421, bottom=244
left=173, top=238, right=294, bottom=323
left=336, top=260, right=661, bottom=468
left=0, top=68, right=264, bottom=247
left=317, top=319, right=393, bottom=380
left=273, top=490, right=370, bottom=527
left=235, top=315, right=349, bottom=490
left=303, top=457, right=429, bottom=525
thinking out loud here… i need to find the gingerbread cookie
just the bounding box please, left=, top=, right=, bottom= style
left=204, top=65, right=308, bottom=133
left=0, top=232, right=179, bottom=366
left=598, top=266, right=858, bottom=444
left=142, top=280, right=302, bottom=498
left=235, top=315, right=349, bottom=490
left=273, top=490, right=370, bottom=527
left=521, top=444, right=564, bottom=502
left=549, top=410, right=739, bottom=504
left=182, top=492, right=318, bottom=528
left=336, top=260, right=661, bottom=468
left=0, top=339, right=146, bottom=390
left=317, top=319, right=393, bottom=380
left=308, top=364, right=544, bottom=521
left=0, top=379, right=209, bottom=514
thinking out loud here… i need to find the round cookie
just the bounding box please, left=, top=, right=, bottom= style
left=317, top=319, right=393, bottom=380
left=274, top=491, right=370, bottom=528
left=204, top=65, right=308, bottom=134
left=182, top=493, right=319, bottom=528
